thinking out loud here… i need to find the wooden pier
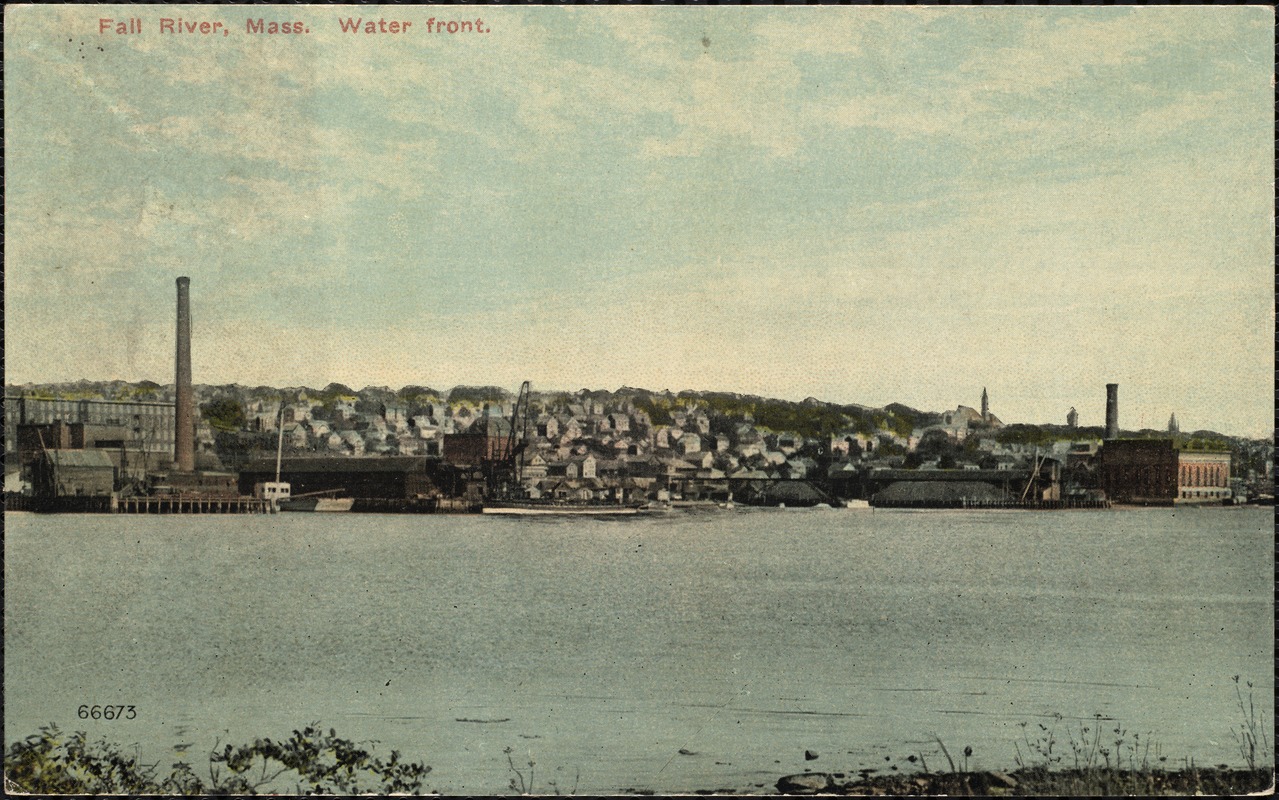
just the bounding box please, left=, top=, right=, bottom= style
left=871, top=498, right=1111, bottom=510
left=5, top=494, right=112, bottom=513
left=116, top=495, right=270, bottom=514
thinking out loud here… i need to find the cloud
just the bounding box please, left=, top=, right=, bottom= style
left=955, top=11, right=1174, bottom=95
left=641, top=52, right=804, bottom=159
left=4, top=6, right=1272, bottom=436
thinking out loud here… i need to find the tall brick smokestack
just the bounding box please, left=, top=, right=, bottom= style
left=174, top=276, right=195, bottom=472
left=1105, top=383, right=1119, bottom=440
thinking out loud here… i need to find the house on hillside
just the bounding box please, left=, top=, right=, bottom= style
left=306, top=418, right=332, bottom=438
left=684, top=451, right=714, bottom=470
left=537, top=416, right=560, bottom=439
left=785, top=457, right=818, bottom=479
left=383, top=405, right=410, bottom=432
left=522, top=453, right=549, bottom=483
left=776, top=432, right=801, bottom=454
left=339, top=430, right=365, bottom=456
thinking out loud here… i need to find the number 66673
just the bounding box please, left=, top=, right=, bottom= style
left=77, top=705, right=136, bottom=720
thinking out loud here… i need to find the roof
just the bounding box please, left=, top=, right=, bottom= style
left=44, top=449, right=115, bottom=468
left=743, top=481, right=828, bottom=502
left=241, top=456, right=435, bottom=474
left=465, top=416, right=514, bottom=437
left=875, top=480, right=1005, bottom=503
left=867, top=468, right=1028, bottom=482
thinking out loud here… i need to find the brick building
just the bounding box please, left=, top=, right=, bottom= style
left=1098, top=439, right=1231, bottom=505
left=442, top=416, right=516, bottom=467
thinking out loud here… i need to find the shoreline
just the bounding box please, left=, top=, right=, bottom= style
left=769, top=765, right=1275, bottom=796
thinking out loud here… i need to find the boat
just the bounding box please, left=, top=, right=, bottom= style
left=482, top=500, right=646, bottom=516
left=845, top=499, right=871, bottom=509
left=279, top=495, right=355, bottom=513
left=253, top=407, right=291, bottom=512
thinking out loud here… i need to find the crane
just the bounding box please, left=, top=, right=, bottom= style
left=485, top=381, right=531, bottom=499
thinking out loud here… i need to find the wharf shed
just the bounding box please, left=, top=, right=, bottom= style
left=237, top=456, right=446, bottom=499
left=873, top=480, right=1005, bottom=506
left=153, top=470, right=240, bottom=498
left=32, top=449, right=116, bottom=497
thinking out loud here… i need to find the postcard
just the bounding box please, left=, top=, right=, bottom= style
left=4, top=5, right=1273, bottom=796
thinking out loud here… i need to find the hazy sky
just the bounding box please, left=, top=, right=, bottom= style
left=5, top=6, right=1273, bottom=435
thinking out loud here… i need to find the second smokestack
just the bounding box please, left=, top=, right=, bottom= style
left=175, top=276, right=195, bottom=472
left=1104, top=383, right=1119, bottom=440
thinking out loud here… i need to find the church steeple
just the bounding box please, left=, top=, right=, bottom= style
left=981, top=387, right=989, bottom=421
left=1168, top=412, right=1179, bottom=434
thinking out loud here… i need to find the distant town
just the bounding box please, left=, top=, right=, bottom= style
left=4, top=274, right=1272, bottom=514
left=6, top=376, right=1274, bottom=513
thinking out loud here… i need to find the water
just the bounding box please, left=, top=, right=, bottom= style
left=4, top=507, right=1272, bottom=794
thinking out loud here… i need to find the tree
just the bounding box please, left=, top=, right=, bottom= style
left=916, top=429, right=958, bottom=460
left=201, top=396, right=246, bottom=433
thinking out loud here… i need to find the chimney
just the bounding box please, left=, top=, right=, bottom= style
left=174, top=276, right=195, bottom=472
left=1104, top=383, right=1119, bottom=440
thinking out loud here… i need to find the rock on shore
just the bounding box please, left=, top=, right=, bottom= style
left=775, top=766, right=1273, bottom=796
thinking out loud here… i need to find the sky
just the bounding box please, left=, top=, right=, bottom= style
left=4, top=5, right=1274, bottom=436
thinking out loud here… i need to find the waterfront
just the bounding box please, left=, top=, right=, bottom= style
left=4, top=507, right=1272, bottom=795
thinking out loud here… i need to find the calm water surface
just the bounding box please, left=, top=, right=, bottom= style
left=5, top=507, right=1273, bottom=794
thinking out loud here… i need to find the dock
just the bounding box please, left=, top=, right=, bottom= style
left=870, top=498, right=1111, bottom=510
left=116, top=496, right=270, bottom=514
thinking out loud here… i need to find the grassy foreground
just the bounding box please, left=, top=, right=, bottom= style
left=3, top=723, right=429, bottom=795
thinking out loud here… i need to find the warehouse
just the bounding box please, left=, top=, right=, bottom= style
left=32, top=450, right=116, bottom=498
left=237, top=456, right=451, bottom=499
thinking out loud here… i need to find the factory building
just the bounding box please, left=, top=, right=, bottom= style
left=1098, top=439, right=1231, bottom=505
left=5, top=396, right=176, bottom=466
left=1093, top=382, right=1231, bottom=504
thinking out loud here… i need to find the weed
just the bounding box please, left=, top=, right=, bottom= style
left=3, top=723, right=430, bottom=795
left=1014, top=713, right=1062, bottom=770
left=504, top=746, right=579, bottom=796
left=1231, top=674, right=1270, bottom=770
left=932, top=735, right=957, bottom=772
left=504, top=746, right=534, bottom=794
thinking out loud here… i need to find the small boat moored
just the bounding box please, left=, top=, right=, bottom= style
left=482, top=500, right=645, bottom=516
left=279, top=496, right=356, bottom=512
